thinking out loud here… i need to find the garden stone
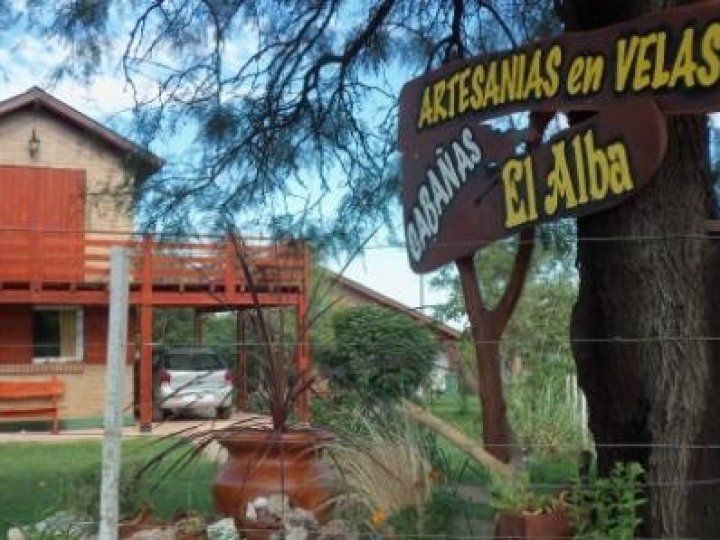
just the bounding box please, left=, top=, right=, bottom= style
left=245, top=501, right=257, bottom=521
left=207, top=517, right=239, bottom=540
left=280, top=526, right=308, bottom=540
left=15, top=511, right=92, bottom=539
left=266, top=493, right=290, bottom=518
left=7, top=527, right=24, bottom=540
left=126, top=526, right=177, bottom=540
left=278, top=507, right=319, bottom=540
left=318, top=519, right=357, bottom=540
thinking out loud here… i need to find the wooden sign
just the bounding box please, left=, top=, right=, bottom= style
left=399, top=1, right=720, bottom=147
left=399, top=2, right=720, bottom=273
left=404, top=101, right=667, bottom=273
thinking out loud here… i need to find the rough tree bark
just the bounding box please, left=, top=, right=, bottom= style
left=563, top=0, right=720, bottom=536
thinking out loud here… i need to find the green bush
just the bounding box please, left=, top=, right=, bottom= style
left=571, top=461, right=646, bottom=539
left=317, top=305, right=439, bottom=405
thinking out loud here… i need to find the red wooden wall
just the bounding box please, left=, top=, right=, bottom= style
left=0, top=166, right=85, bottom=282
left=85, top=307, right=136, bottom=364
left=0, top=305, right=32, bottom=364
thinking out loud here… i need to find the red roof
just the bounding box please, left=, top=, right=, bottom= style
left=326, top=271, right=462, bottom=341
left=0, top=86, right=163, bottom=175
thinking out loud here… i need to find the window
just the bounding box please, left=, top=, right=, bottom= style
left=32, top=307, right=84, bottom=362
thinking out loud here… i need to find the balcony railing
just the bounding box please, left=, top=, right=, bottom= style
left=0, top=230, right=308, bottom=294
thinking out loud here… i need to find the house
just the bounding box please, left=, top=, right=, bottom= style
left=322, top=272, right=462, bottom=392
left=0, top=87, right=311, bottom=431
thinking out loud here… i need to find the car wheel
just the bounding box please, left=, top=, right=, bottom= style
left=217, top=406, right=231, bottom=420
left=152, top=403, right=167, bottom=422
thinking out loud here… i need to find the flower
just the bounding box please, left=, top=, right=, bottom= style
left=370, top=509, right=387, bottom=528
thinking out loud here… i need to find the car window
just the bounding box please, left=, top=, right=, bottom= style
left=165, top=353, right=224, bottom=371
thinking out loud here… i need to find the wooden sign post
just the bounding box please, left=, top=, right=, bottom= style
left=398, top=3, right=720, bottom=463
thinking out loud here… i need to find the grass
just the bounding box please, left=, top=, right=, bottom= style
left=424, top=392, right=490, bottom=485
left=425, top=391, right=579, bottom=487
left=0, top=438, right=218, bottom=535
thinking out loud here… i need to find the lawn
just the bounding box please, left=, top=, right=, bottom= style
left=0, top=438, right=218, bottom=535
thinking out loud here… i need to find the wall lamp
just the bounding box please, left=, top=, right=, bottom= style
left=28, top=129, right=41, bottom=159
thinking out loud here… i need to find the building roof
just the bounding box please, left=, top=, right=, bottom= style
left=0, top=86, right=163, bottom=177
left=325, top=271, right=462, bottom=342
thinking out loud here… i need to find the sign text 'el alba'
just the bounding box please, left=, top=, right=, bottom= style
left=400, top=2, right=717, bottom=273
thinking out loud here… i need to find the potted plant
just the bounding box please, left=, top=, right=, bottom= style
left=490, top=472, right=573, bottom=540
left=145, top=234, right=336, bottom=535
left=210, top=235, right=335, bottom=527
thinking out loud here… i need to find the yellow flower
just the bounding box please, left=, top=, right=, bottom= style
left=370, top=509, right=387, bottom=528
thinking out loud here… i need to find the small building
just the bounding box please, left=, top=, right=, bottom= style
left=0, top=87, right=311, bottom=430
left=322, top=272, right=462, bottom=392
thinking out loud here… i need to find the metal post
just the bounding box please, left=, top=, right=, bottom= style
left=100, top=247, right=130, bottom=540
left=193, top=309, right=203, bottom=346
left=237, top=309, right=248, bottom=410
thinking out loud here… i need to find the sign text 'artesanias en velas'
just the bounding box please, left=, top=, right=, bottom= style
left=399, top=2, right=720, bottom=273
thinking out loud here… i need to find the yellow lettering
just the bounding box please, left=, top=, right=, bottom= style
left=524, top=49, right=544, bottom=99
left=544, top=45, right=562, bottom=96
left=433, top=79, right=447, bottom=122
left=458, top=68, right=472, bottom=113
left=633, top=34, right=655, bottom=91
left=446, top=72, right=460, bottom=118
left=583, top=55, right=605, bottom=94
left=585, top=131, right=609, bottom=200
left=669, top=28, right=698, bottom=88
left=651, top=32, right=671, bottom=90
left=544, top=140, right=578, bottom=216
left=523, top=157, right=538, bottom=221
left=470, top=64, right=485, bottom=110
left=698, top=22, right=720, bottom=87
left=502, top=159, right=529, bottom=228
left=500, top=56, right=516, bottom=103
left=514, top=54, right=527, bottom=99
left=418, top=87, right=435, bottom=129
left=616, top=36, right=640, bottom=92
left=607, top=142, right=634, bottom=194
left=483, top=61, right=501, bottom=107
left=567, top=56, right=584, bottom=95
left=572, top=135, right=589, bottom=204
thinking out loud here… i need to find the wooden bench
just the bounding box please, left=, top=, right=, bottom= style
left=0, top=376, right=65, bottom=434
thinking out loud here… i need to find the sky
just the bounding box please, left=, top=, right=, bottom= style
left=0, top=24, right=454, bottom=324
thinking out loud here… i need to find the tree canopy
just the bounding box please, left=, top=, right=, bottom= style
left=16, top=0, right=558, bottom=245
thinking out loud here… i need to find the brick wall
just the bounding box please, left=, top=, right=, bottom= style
left=0, top=108, right=133, bottom=234
left=0, top=364, right=134, bottom=419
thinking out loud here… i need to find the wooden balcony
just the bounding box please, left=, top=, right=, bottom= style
left=0, top=231, right=308, bottom=308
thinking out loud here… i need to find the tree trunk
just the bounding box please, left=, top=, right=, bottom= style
left=401, top=400, right=516, bottom=478
left=564, top=1, right=720, bottom=536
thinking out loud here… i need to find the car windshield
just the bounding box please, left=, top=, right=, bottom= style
left=165, top=353, right=224, bottom=371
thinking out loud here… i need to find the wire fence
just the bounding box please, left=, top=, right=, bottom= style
left=1, top=226, right=719, bottom=536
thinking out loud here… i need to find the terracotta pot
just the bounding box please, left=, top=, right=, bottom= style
left=494, top=509, right=572, bottom=539
left=211, top=429, right=335, bottom=522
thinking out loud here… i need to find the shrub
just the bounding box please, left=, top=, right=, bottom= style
left=318, top=305, right=439, bottom=405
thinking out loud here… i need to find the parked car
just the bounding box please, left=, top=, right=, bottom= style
left=152, top=347, right=234, bottom=420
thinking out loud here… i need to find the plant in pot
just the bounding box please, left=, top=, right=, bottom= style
left=146, top=234, right=335, bottom=538
left=212, top=236, right=336, bottom=534
left=489, top=471, right=573, bottom=540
